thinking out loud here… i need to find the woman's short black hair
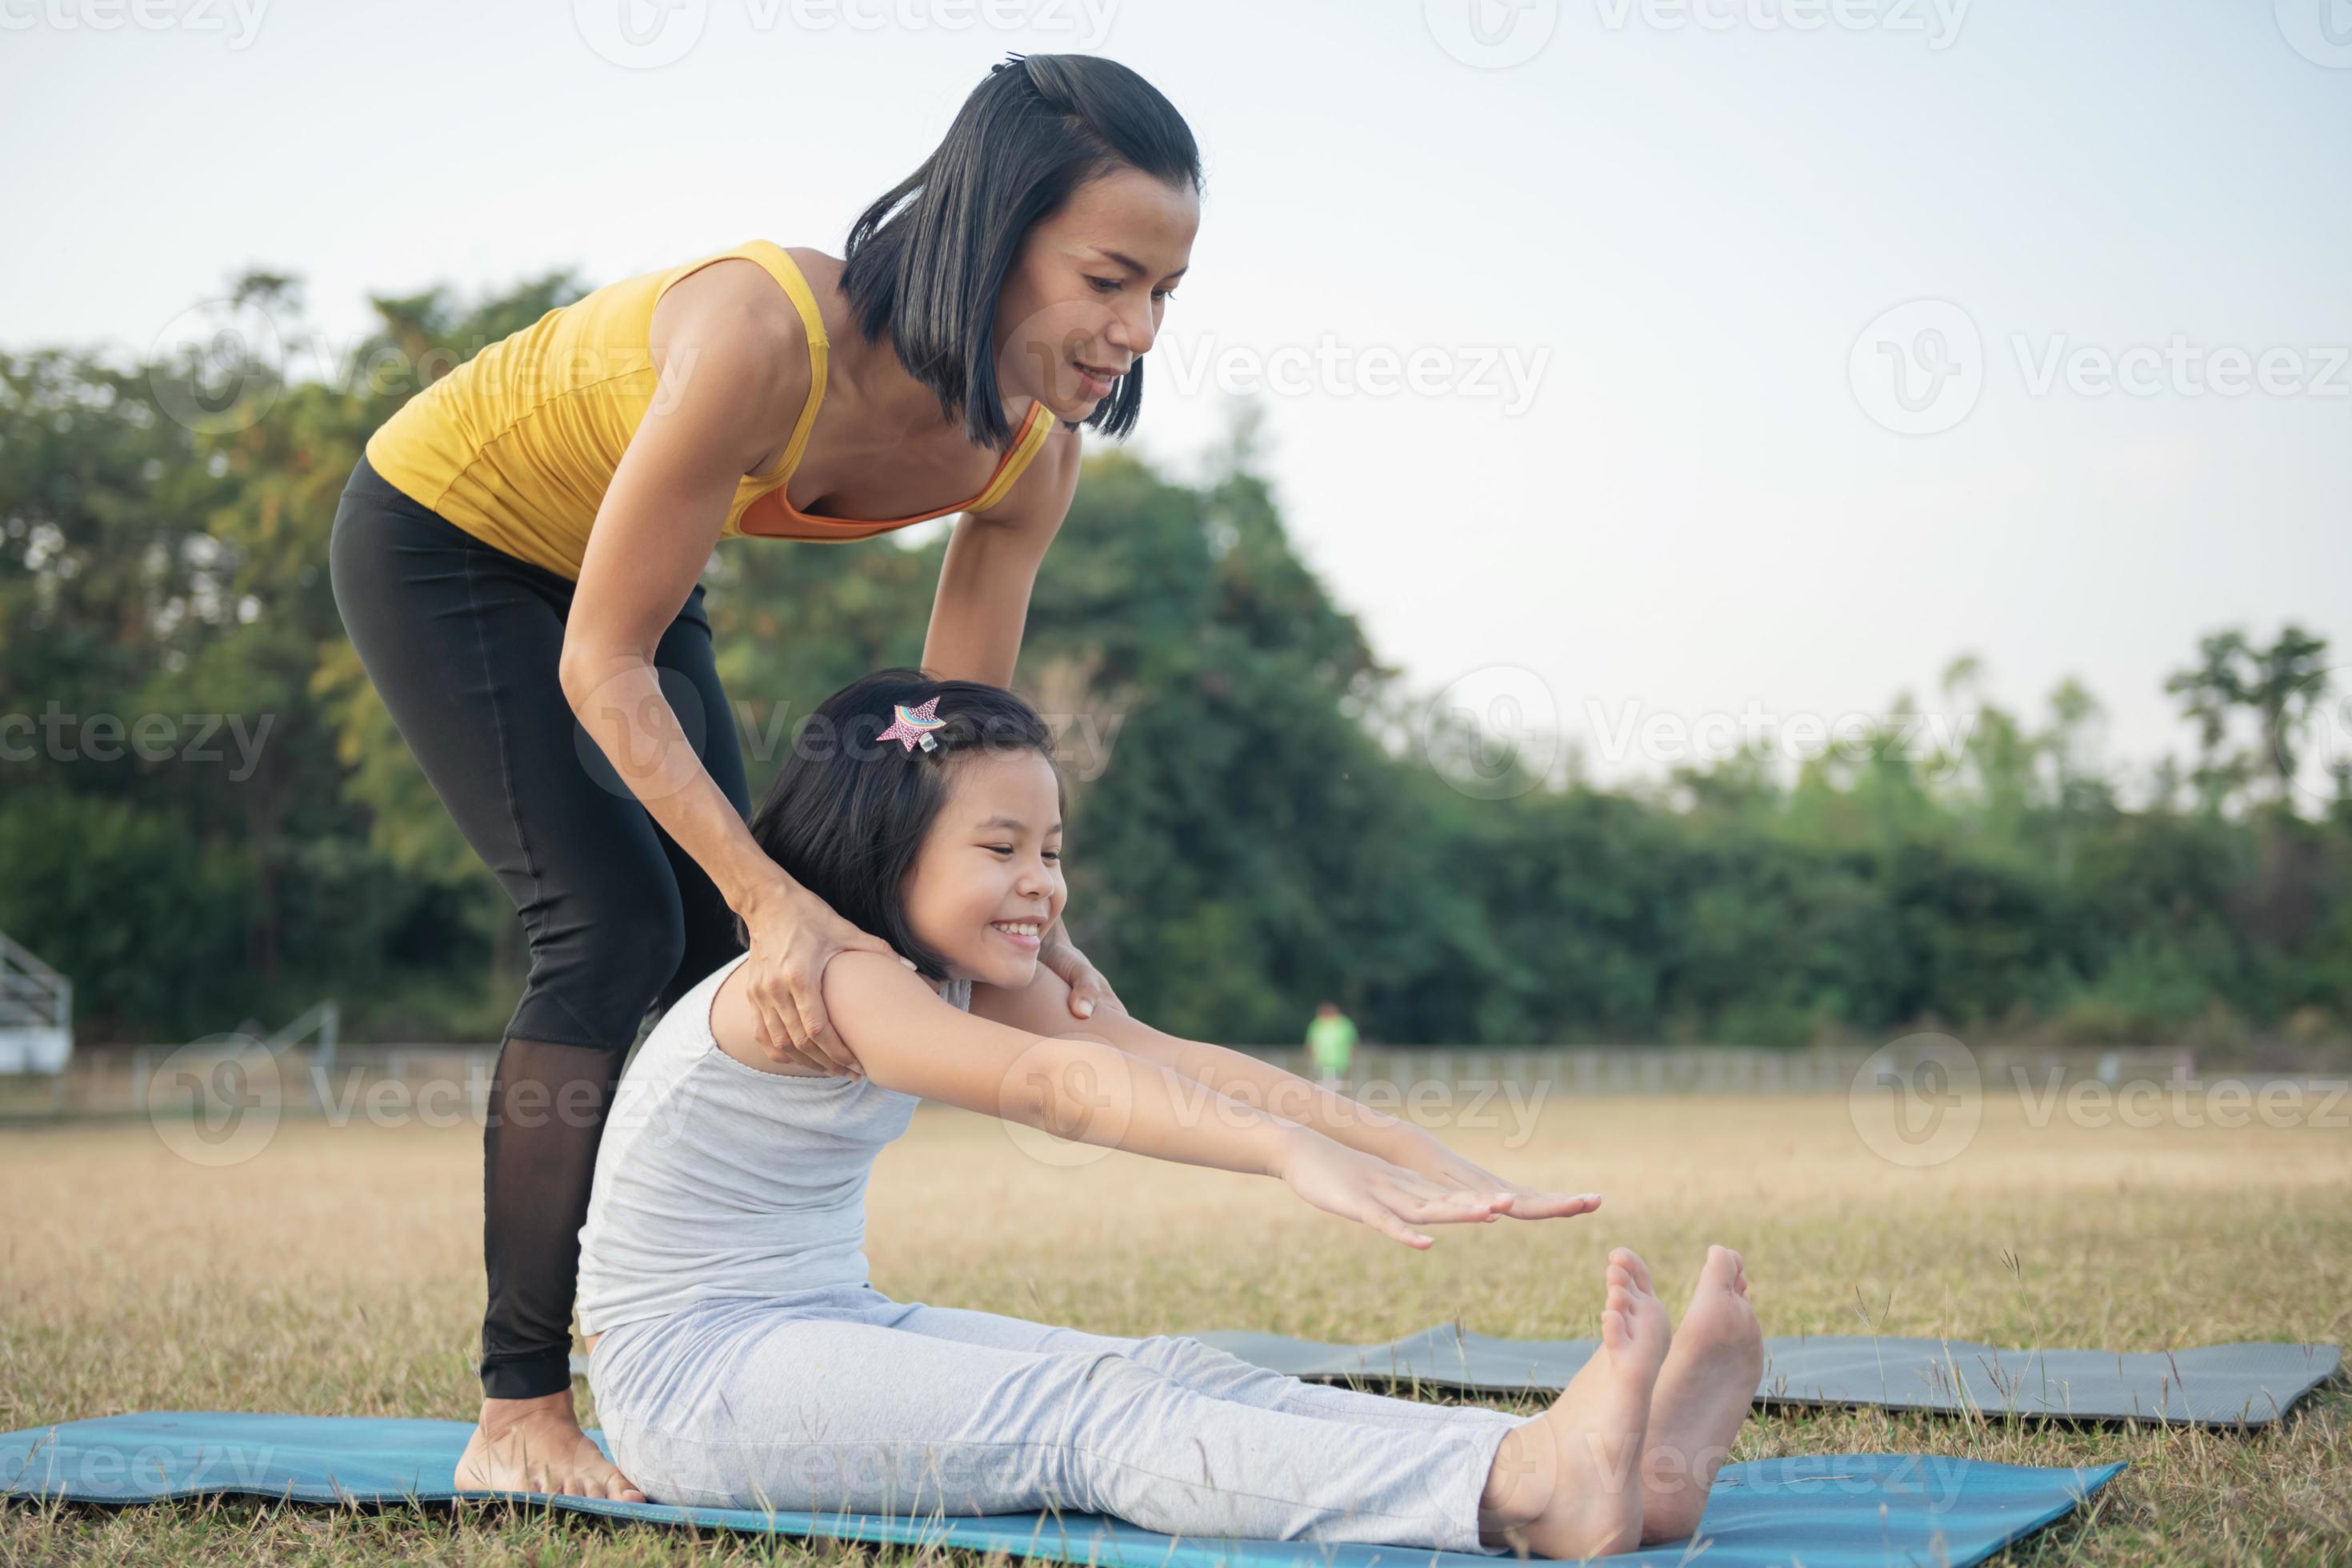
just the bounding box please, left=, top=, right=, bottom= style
left=741, top=668, right=1064, bottom=982
left=839, top=52, right=1202, bottom=450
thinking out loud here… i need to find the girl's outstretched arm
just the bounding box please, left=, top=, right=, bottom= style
left=970, top=960, right=1411, bottom=1158
left=970, top=961, right=1604, bottom=1223
left=821, top=952, right=1503, bottom=1248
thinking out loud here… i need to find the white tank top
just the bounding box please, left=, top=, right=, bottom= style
left=574, top=950, right=970, bottom=1334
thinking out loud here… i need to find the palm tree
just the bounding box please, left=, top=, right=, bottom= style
left=2164, top=630, right=2253, bottom=813
left=2242, top=625, right=2331, bottom=803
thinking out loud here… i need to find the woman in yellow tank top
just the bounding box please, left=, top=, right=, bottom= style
left=326, top=52, right=1199, bottom=1501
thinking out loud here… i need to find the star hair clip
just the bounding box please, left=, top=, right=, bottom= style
left=878, top=697, right=947, bottom=753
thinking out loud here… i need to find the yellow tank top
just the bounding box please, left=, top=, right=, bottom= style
left=362, top=238, right=1056, bottom=582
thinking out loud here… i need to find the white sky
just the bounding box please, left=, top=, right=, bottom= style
left=6, top=0, right=2348, bottom=797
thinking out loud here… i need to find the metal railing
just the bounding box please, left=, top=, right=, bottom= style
left=10, top=1038, right=2335, bottom=1126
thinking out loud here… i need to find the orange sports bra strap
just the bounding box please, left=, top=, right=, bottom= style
left=966, top=401, right=1054, bottom=513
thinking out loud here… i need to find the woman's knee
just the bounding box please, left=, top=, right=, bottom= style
left=511, top=878, right=689, bottom=1046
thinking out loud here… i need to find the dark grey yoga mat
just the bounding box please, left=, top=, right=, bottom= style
left=1177, top=1326, right=2340, bottom=1429
left=575, top=1331, right=2336, bottom=1427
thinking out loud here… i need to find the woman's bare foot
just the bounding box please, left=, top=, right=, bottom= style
left=453, top=1390, right=647, bottom=1502
left=1477, top=1247, right=1669, bottom=1558
left=1637, top=1245, right=1762, bottom=1544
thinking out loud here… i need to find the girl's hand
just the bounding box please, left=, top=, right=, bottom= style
left=738, top=879, right=910, bottom=1074
left=1273, top=1129, right=1506, bottom=1249
left=1382, top=1127, right=1603, bottom=1222
left=1038, top=922, right=1122, bottom=1022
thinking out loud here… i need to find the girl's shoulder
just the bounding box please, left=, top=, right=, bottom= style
left=708, top=952, right=970, bottom=1079
left=708, top=953, right=826, bottom=1078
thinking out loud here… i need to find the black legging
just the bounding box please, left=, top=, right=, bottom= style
left=328, top=450, right=751, bottom=1400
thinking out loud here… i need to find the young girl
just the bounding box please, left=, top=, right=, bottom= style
left=574, top=672, right=1764, bottom=1556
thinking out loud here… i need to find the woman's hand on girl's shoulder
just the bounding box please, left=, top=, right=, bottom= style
left=709, top=959, right=838, bottom=1078
left=729, top=880, right=909, bottom=1076
left=1037, top=927, right=1122, bottom=1022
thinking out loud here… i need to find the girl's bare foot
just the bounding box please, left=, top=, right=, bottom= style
left=453, top=1390, right=647, bottom=1502
left=1477, top=1247, right=1668, bottom=1558
left=1638, top=1245, right=1762, bottom=1544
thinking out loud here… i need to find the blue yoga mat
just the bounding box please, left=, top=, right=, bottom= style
left=2, top=1410, right=2122, bottom=1567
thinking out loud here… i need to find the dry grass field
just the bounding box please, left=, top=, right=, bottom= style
left=2, top=1088, right=2347, bottom=1564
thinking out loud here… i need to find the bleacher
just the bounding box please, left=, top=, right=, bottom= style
left=0, top=931, right=73, bottom=1074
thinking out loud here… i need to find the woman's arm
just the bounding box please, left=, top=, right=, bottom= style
left=919, top=427, right=1078, bottom=688
left=562, top=280, right=788, bottom=914
left=970, top=962, right=1605, bottom=1222
left=560, top=263, right=900, bottom=1067
left=919, top=429, right=1123, bottom=1021
left=820, top=952, right=1504, bottom=1247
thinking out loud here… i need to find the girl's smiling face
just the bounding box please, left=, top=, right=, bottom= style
left=900, top=748, right=1067, bottom=988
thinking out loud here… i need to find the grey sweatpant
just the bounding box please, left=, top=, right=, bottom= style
left=586, top=1283, right=1523, bottom=1554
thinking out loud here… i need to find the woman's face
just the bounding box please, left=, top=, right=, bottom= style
left=901, top=748, right=1068, bottom=988
left=994, top=165, right=1198, bottom=422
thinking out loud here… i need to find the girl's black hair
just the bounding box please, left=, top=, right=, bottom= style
left=840, top=52, right=1202, bottom=450
left=741, top=669, right=1064, bottom=982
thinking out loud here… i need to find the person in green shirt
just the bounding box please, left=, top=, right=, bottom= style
left=1306, top=1000, right=1358, bottom=1088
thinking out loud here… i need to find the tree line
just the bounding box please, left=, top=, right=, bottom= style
left=2, top=268, right=2345, bottom=1054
